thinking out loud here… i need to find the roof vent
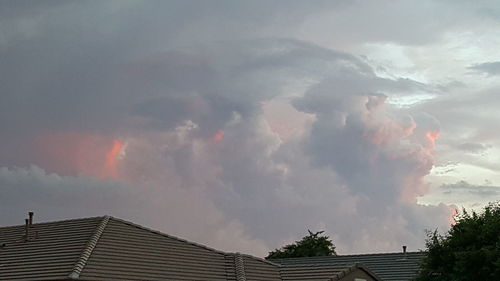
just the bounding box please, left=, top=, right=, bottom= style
left=23, top=212, right=35, bottom=242
left=24, top=219, right=30, bottom=242
left=29, top=211, right=34, bottom=226
left=401, top=245, right=407, bottom=260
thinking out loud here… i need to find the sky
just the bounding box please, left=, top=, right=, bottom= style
left=1, top=0, right=499, bottom=257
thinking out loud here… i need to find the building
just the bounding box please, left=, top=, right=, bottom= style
left=0, top=214, right=422, bottom=281
left=270, top=252, right=425, bottom=281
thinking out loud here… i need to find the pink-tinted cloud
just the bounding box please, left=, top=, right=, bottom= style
left=0, top=1, right=472, bottom=257
left=34, top=132, right=124, bottom=180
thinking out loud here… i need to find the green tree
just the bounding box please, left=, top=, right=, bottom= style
left=265, top=230, right=337, bottom=259
left=416, top=202, right=500, bottom=281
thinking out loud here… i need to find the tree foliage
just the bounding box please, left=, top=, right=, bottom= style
left=265, top=230, right=337, bottom=259
left=416, top=202, right=500, bottom=281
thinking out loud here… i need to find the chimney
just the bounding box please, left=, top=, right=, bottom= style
left=24, top=219, right=30, bottom=242
left=28, top=212, right=34, bottom=227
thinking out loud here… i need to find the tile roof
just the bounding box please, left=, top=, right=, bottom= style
left=271, top=252, right=425, bottom=281
left=281, top=263, right=360, bottom=281
left=0, top=216, right=103, bottom=281
left=78, top=217, right=232, bottom=281
left=1, top=216, right=281, bottom=281
left=241, top=254, right=281, bottom=281
left=0, top=215, right=421, bottom=281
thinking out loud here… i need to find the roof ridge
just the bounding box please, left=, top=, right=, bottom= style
left=354, top=263, right=384, bottom=281
left=109, top=216, right=228, bottom=256
left=68, top=216, right=110, bottom=280
left=328, top=263, right=384, bottom=281
left=108, top=217, right=288, bottom=270
left=336, top=251, right=425, bottom=257
left=234, top=252, right=247, bottom=281
left=272, top=251, right=425, bottom=262
left=282, top=261, right=354, bottom=268
left=330, top=264, right=357, bottom=281
left=227, top=252, right=283, bottom=280
left=238, top=252, right=282, bottom=266
left=0, top=216, right=105, bottom=229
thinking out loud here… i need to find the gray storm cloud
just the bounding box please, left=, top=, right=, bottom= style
left=469, top=61, right=500, bottom=76
left=0, top=0, right=469, bottom=256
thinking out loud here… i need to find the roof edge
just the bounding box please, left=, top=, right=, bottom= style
left=270, top=251, right=426, bottom=262
left=357, top=263, right=384, bottom=281
left=238, top=252, right=282, bottom=267
left=68, top=216, right=110, bottom=279
left=109, top=216, right=229, bottom=256
left=333, top=263, right=383, bottom=281
left=0, top=216, right=105, bottom=229
left=330, top=264, right=357, bottom=281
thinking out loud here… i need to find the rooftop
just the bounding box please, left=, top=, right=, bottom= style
left=271, top=252, right=426, bottom=281
left=0, top=214, right=422, bottom=281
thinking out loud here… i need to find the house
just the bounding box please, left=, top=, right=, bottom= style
left=270, top=252, right=425, bottom=281
left=0, top=214, right=422, bottom=281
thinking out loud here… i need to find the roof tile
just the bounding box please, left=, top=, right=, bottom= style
left=1, top=216, right=424, bottom=281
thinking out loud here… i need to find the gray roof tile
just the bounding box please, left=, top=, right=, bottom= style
left=79, top=217, right=230, bottom=281
left=271, top=252, right=425, bottom=281
left=0, top=217, right=103, bottom=281
left=242, top=255, right=281, bottom=281
left=1, top=216, right=423, bottom=281
left=1, top=216, right=252, bottom=281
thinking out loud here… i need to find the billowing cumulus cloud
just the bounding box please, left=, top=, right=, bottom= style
left=1, top=0, right=497, bottom=256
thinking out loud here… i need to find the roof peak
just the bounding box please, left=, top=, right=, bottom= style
left=109, top=216, right=229, bottom=256
left=2, top=215, right=254, bottom=258
left=337, top=251, right=425, bottom=257
left=0, top=215, right=108, bottom=229
left=68, top=216, right=110, bottom=279
left=270, top=251, right=425, bottom=261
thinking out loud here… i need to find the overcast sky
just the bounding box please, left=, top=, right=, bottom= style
left=1, top=0, right=499, bottom=256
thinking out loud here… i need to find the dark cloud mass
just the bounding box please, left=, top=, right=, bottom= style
left=456, top=142, right=492, bottom=154
left=2, top=0, right=494, bottom=256
left=441, top=181, right=500, bottom=197
left=468, top=61, right=500, bottom=76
